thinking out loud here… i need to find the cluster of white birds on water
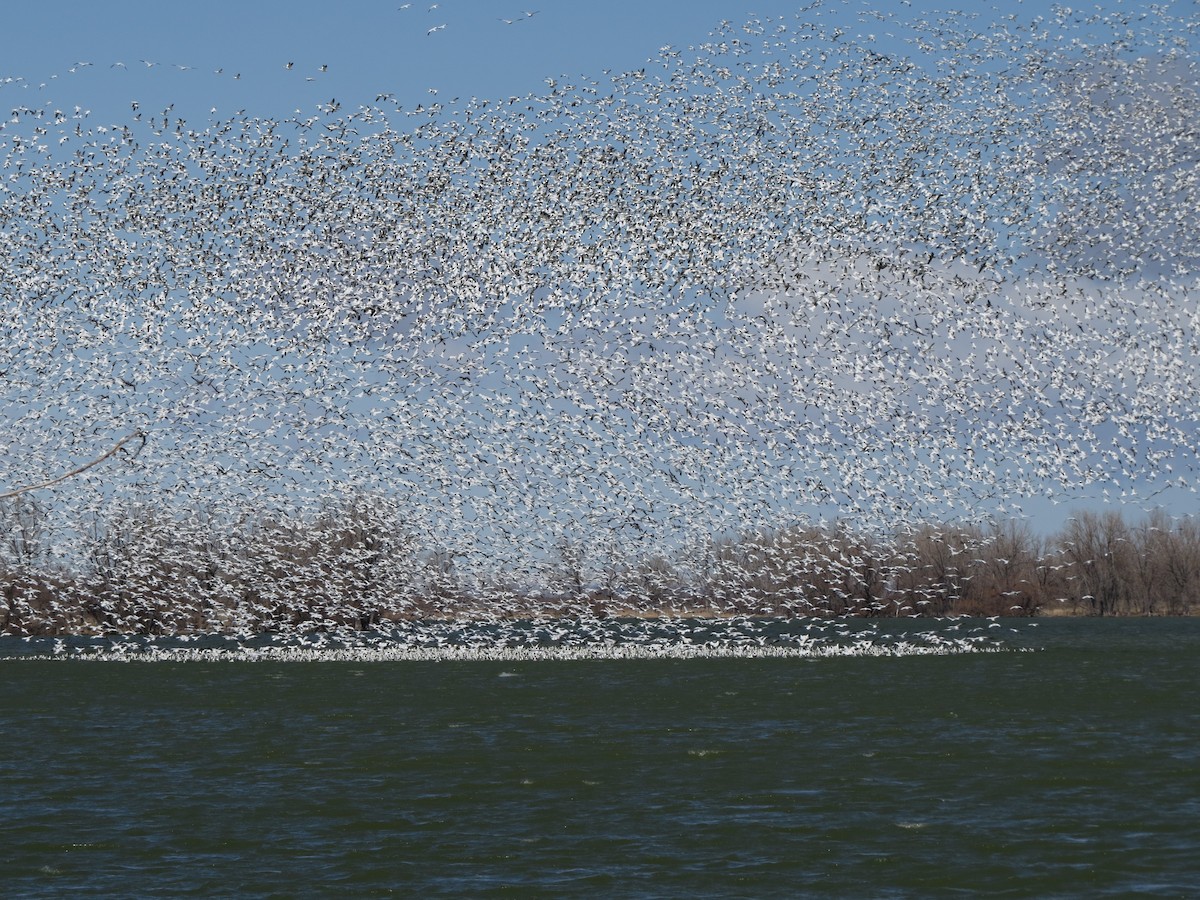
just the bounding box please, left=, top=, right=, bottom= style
left=4, top=616, right=1022, bottom=661
left=0, top=3, right=1197, bottom=628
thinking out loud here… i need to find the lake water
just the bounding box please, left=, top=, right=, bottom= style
left=2, top=618, right=1198, bottom=897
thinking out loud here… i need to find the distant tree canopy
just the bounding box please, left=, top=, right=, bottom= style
left=1, top=501, right=1196, bottom=636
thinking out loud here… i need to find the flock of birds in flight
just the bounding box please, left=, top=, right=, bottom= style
left=0, top=1, right=1197, bottom=639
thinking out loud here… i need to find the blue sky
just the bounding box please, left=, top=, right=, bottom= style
left=2, top=0, right=1198, bottom=574
left=0, top=0, right=1025, bottom=122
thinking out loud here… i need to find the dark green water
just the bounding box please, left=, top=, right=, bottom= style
left=2, top=618, right=1198, bottom=897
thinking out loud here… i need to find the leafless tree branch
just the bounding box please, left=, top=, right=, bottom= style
left=0, top=431, right=146, bottom=501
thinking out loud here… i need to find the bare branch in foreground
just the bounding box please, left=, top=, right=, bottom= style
left=0, top=431, right=147, bottom=501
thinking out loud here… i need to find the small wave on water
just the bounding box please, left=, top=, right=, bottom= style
left=0, top=617, right=1028, bottom=662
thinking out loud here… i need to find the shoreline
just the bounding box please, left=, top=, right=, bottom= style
left=2, top=603, right=1196, bottom=640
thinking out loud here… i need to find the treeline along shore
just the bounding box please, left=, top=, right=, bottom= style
left=1, top=498, right=1198, bottom=636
